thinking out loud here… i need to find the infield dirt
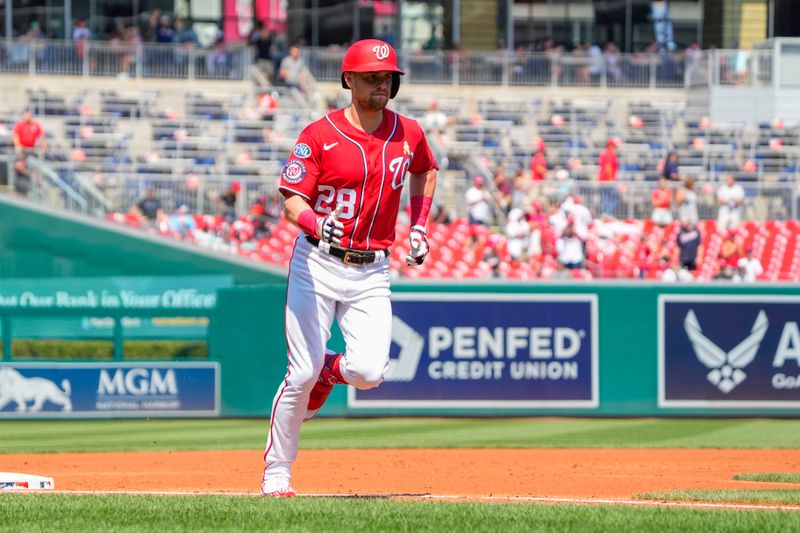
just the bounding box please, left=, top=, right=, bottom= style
left=2, top=449, right=799, bottom=497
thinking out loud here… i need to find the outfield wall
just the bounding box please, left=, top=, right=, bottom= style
left=3, top=281, right=799, bottom=417
left=213, top=282, right=800, bottom=418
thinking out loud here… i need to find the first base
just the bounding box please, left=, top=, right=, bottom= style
left=0, top=472, right=55, bottom=491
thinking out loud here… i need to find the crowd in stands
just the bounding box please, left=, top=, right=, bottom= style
left=104, top=160, right=790, bottom=283
left=1, top=57, right=796, bottom=282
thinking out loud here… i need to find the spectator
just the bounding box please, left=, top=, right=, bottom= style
left=527, top=201, right=546, bottom=257
left=134, top=188, right=164, bottom=226
left=556, top=222, right=584, bottom=270
left=676, top=217, right=702, bottom=271
left=530, top=140, right=548, bottom=181
left=685, top=41, right=702, bottom=73
left=651, top=177, right=673, bottom=227
left=505, top=208, right=530, bottom=261
left=278, top=45, right=308, bottom=92
left=510, top=170, right=530, bottom=210
left=12, top=111, right=48, bottom=196
left=717, top=174, right=745, bottom=231
left=492, top=164, right=512, bottom=215
left=249, top=194, right=273, bottom=239
left=734, top=248, right=764, bottom=282
left=175, top=18, right=198, bottom=45
left=676, top=176, right=699, bottom=224
left=598, top=139, right=619, bottom=215
left=252, top=23, right=276, bottom=80
left=604, top=42, right=622, bottom=82
left=717, top=229, right=743, bottom=279
left=73, top=18, right=91, bottom=40
left=206, top=30, right=229, bottom=77
left=598, top=139, right=618, bottom=181
left=636, top=235, right=653, bottom=278
left=174, top=18, right=198, bottom=68
left=217, top=181, right=240, bottom=221
left=167, top=204, right=197, bottom=236
left=662, top=152, right=680, bottom=181
left=155, top=15, right=175, bottom=44
left=466, top=175, right=492, bottom=225
left=561, top=195, right=592, bottom=240
left=421, top=100, right=449, bottom=136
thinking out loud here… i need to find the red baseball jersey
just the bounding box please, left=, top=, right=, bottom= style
left=279, top=108, right=437, bottom=250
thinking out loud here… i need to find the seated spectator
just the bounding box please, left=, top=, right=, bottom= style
left=505, top=208, right=530, bottom=261
left=717, top=174, right=745, bottom=231
left=733, top=248, right=763, bottom=282
left=133, top=188, right=164, bottom=226
left=651, top=177, right=673, bottom=227
left=527, top=201, right=546, bottom=257
left=421, top=100, right=449, bottom=137
left=492, top=164, right=512, bottom=215
left=662, top=152, right=680, bottom=182
left=717, top=229, right=743, bottom=279
left=676, top=217, right=702, bottom=271
left=556, top=222, right=584, bottom=270
left=12, top=111, right=48, bottom=195
left=466, top=175, right=492, bottom=225
left=167, top=205, right=196, bottom=236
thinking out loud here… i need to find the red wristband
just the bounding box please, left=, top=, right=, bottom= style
left=297, top=209, right=320, bottom=238
left=409, top=195, right=432, bottom=228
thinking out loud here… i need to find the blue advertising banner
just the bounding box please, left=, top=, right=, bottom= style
left=0, top=362, right=219, bottom=417
left=350, top=294, right=598, bottom=408
left=659, top=295, right=800, bottom=407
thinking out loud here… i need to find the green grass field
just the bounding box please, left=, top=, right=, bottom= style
left=2, top=494, right=799, bottom=533
left=1, top=418, right=799, bottom=532
left=2, top=418, right=800, bottom=453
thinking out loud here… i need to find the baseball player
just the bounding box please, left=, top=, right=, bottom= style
left=261, top=39, right=438, bottom=497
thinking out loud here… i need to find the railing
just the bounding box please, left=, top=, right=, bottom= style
left=307, top=47, right=705, bottom=89
left=305, top=47, right=780, bottom=90
left=0, top=40, right=777, bottom=90
left=0, top=39, right=253, bottom=80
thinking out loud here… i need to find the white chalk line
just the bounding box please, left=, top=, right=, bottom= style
left=6, top=489, right=800, bottom=512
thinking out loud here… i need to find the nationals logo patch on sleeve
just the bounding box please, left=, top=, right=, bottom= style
left=282, top=160, right=307, bottom=184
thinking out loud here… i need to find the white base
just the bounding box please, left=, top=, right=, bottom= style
left=0, top=472, right=55, bottom=490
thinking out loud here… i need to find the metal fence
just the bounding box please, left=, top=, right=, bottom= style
left=0, top=40, right=777, bottom=90
left=0, top=40, right=252, bottom=80
left=306, top=48, right=709, bottom=89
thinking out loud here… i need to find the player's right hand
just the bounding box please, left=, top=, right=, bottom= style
left=317, top=205, right=344, bottom=246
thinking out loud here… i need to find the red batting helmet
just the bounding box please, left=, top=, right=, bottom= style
left=341, top=39, right=405, bottom=98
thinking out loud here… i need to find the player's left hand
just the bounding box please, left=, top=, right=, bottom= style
left=405, top=225, right=429, bottom=266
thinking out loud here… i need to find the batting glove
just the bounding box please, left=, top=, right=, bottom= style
left=405, top=225, right=429, bottom=266
left=317, top=206, right=344, bottom=246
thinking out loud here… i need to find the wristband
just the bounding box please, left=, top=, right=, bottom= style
left=297, top=209, right=320, bottom=238
left=409, top=195, right=432, bottom=228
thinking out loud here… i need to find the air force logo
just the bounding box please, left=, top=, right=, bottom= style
left=684, top=310, right=768, bottom=393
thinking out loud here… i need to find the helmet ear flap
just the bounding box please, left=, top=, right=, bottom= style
left=390, top=72, right=400, bottom=99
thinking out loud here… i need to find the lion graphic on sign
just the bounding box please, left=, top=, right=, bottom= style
left=0, top=367, right=72, bottom=412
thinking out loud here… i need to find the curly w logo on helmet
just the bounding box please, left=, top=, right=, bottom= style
left=372, top=44, right=390, bottom=61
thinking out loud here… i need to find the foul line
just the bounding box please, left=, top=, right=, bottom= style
left=5, top=490, right=798, bottom=512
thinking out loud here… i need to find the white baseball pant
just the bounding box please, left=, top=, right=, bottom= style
left=264, top=237, right=392, bottom=480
